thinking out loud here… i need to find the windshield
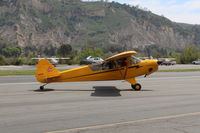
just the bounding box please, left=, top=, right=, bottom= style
left=132, top=56, right=141, bottom=64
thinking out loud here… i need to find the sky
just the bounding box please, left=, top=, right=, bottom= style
left=83, top=0, right=200, bottom=24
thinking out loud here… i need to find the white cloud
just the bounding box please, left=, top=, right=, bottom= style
left=128, top=0, right=200, bottom=24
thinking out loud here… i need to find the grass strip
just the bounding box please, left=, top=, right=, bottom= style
left=0, top=69, right=66, bottom=76
left=0, top=69, right=200, bottom=76
left=0, top=70, right=36, bottom=76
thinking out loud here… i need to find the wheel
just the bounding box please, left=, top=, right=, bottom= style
left=131, top=83, right=141, bottom=91
left=40, top=86, right=44, bottom=90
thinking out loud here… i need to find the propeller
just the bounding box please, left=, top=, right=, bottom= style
left=157, top=60, right=163, bottom=65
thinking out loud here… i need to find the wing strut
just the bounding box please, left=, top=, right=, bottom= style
left=123, top=59, right=129, bottom=79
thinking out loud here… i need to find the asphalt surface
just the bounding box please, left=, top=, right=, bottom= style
left=0, top=72, right=200, bottom=133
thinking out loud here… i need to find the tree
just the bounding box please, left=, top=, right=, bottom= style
left=170, top=51, right=181, bottom=64
left=85, top=47, right=102, bottom=57
left=44, top=45, right=56, bottom=56
left=57, top=44, right=72, bottom=57
left=23, top=45, right=37, bottom=57
left=180, top=46, right=199, bottom=64
left=2, top=46, right=21, bottom=57
left=73, top=47, right=103, bottom=64
left=0, top=55, right=6, bottom=65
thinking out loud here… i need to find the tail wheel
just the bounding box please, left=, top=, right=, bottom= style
left=131, top=83, right=141, bottom=91
left=40, top=86, right=44, bottom=90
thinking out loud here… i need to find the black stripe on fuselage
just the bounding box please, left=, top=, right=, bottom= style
left=128, top=65, right=141, bottom=69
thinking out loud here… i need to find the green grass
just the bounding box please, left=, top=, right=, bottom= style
left=0, top=69, right=200, bottom=76
left=0, top=70, right=36, bottom=76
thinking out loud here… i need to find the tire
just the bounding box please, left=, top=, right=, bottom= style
left=131, top=83, right=141, bottom=91
left=40, top=86, right=44, bottom=90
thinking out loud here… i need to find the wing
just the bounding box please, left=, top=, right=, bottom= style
left=105, top=51, right=137, bottom=62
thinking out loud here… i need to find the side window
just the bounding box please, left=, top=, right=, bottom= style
left=90, top=64, right=103, bottom=71
left=90, top=61, right=116, bottom=71
left=105, top=61, right=116, bottom=69
left=116, top=58, right=127, bottom=67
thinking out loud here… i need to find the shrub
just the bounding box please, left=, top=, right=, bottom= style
left=13, top=58, right=24, bottom=65
left=180, top=46, right=199, bottom=64
left=2, top=46, right=22, bottom=57
left=0, top=55, right=6, bottom=65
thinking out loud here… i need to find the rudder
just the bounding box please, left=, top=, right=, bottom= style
left=36, top=59, right=60, bottom=83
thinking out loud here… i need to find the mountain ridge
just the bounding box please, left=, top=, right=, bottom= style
left=0, top=0, right=200, bottom=53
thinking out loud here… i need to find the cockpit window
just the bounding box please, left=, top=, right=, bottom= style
left=90, top=60, right=116, bottom=71
left=90, top=56, right=141, bottom=71
left=116, top=58, right=127, bottom=67
left=132, top=56, right=141, bottom=64
left=90, top=64, right=100, bottom=71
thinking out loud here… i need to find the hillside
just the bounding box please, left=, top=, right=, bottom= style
left=0, top=0, right=200, bottom=54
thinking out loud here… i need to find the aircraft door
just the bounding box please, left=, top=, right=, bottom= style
left=125, top=56, right=142, bottom=79
left=115, top=57, right=129, bottom=79
left=101, top=60, right=122, bottom=80
left=90, top=60, right=122, bottom=80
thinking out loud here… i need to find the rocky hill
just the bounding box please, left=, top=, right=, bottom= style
left=0, top=0, right=200, bottom=53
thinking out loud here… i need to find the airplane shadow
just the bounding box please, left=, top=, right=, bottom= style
left=33, top=86, right=153, bottom=97
left=34, top=88, right=55, bottom=92
left=91, top=86, right=121, bottom=97
left=91, top=86, right=153, bottom=97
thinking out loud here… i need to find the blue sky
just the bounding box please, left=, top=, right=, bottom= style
left=83, top=0, right=200, bottom=24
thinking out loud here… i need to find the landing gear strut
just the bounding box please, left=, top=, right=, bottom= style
left=40, top=83, right=48, bottom=91
left=131, top=83, right=141, bottom=91
left=126, top=78, right=142, bottom=91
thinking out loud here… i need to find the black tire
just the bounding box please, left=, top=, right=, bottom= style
left=40, top=86, right=44, bottom=90
left=131, top=83, right=141, bottom=91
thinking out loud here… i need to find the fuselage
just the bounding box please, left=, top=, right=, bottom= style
left=45, top=59, right=158, bottom=83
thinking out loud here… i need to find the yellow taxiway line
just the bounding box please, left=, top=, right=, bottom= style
left=46, top=111, right=200, bottom=133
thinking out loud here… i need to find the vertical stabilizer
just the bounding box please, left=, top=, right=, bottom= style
left=36, top=59, right=60, bottom=83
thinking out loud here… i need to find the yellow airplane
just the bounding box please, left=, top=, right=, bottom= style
left=36, top=51, right=159, bottom=91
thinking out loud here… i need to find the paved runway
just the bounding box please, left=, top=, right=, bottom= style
left=0, top=72, right=200, bottom=133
